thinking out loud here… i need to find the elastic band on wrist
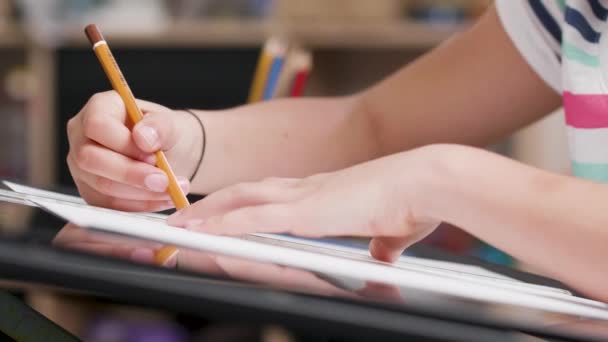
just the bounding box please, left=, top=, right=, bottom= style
left=183, top=109, right=206, bottom=183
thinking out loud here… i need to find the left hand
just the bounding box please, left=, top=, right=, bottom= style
left=169, top=146, right=443, bottom=262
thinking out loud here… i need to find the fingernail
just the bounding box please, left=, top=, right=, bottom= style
left=130, top=248, right=155, bottom=264
left=186, top=219, right=205, bottom=229
left=144, top=173, right=169, bottom=192
left=136, top=125, right=160, bottom=150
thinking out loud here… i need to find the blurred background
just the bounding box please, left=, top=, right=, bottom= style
left=0, top=0, right=570, bottom=340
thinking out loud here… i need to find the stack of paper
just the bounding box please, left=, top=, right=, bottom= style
left=2, top=180, right=608, bottom=321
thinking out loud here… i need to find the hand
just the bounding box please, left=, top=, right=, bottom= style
left=168, top=147, right=443, bottom=262
left=66, top=91, right=202, bottom=211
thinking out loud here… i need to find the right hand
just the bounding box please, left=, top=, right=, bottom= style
left=67, top=91, right=201, bottom=211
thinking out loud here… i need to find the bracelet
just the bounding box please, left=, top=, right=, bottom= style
left=183, top=109, right=206, bottom=183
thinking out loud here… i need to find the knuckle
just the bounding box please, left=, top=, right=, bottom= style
left=82, top=111, right=105, bottom=137
left=367, top=216, right=385, bottom=237
left=85, top=93, right=104, bottom=112
left=94, top=176, right=114, bottom=195
left=123, top=165, right=143, bottom=185
left=86, top=91, right=122, bottom=116
left=227, top=183, right=253, bottom=198
left=75, top=145, right=96, bottom=170
left=207, top=214, right=225, bottom=229
left=88, top=92, right=110, bottom=106
left=66, top=117, right=76, bottom=135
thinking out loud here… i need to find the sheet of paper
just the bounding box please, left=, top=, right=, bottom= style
left=2, top=181, right=166, bottom=220
left=28, top=197, right=608, bottom=320
left=0, top=181, right=572, bottom=295
left=247, top=234, right=571, bottom=295
left=2, top=181, right=548, bottom=285
left=3, top=181, right=86, bottom=204
left=0, top=181, right=570, bottom=296
left=0, top=189, right=37, bottom=207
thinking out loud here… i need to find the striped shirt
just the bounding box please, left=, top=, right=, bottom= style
left=497, top=0, right=608, bottom=182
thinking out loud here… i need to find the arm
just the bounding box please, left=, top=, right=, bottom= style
left=142, top=5, right=561, bottom=193
left=168, top=144, right=608, bottom=302
left=66, top=5, right=559, bottom=209
left=430, top=145, right=608, bottom=302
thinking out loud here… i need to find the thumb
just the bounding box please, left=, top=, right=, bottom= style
left=132, top=111, right=181, bottom=153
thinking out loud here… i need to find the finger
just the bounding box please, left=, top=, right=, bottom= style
left=107, top=196, right=176, bottom=212
left=132, top=111, right=183, bottom=153
left=73, top=142, right=171, bottom=192
left=368, top=236, right=414, bottom=263
left=185, top=203, right=319, bottom=237
left=82, top=111, right=155, bottom=163
left=74, top=181, right=176, bottom=212
left=74, top=91, right=169, bottom=163
left=168, top=180, right=304, bottom=226
left=69, top=153, right=189, bottom=202
left=81, top=90, right=170, bottom=124
left=73, top=163, right=189, bottom=201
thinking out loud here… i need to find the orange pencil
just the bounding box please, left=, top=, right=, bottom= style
left=84, top=24, right=184, bottom=266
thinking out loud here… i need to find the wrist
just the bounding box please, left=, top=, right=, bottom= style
left=170, top=110, right=205, bottom=181
left=405, top=144, right=478, bottom=225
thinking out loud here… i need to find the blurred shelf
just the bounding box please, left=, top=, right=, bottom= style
left=0, top=22, right=26, bottom=48
left=51, top=19, right=467, bottom=49
left=284, top=20, right=467, bottom=49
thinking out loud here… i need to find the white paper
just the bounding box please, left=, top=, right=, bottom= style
left=0, top=181, right=576, bottom=295
left=0, top=189, right=37, bottom=207
left=1, top=182, right=567, bottom=291
left=0, top=181, right=573, bottom=296
left=3, top=181, right=86, bottom=204
left=27, top=197, right=608, bottom=320
left=246, top=233, right=571, bottom=295
left=2, top=180, right=167, bottom=220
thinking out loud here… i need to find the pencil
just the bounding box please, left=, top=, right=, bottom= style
left=247, top=38, right=283, bottom=103
left=262, top=45, right=286, bottom=100
left=288, top=49, right=312, bottom=97
left=84, top=24, right=184, bottom=266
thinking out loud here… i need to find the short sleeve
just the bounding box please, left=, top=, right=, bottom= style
left=495, top=0, right=563, bottom=93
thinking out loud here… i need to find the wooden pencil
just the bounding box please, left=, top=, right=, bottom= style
left=84, top=24, right=184, bottom=266
left=248, top=38, right=284, bottom=103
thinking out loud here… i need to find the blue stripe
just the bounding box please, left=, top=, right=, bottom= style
left=588, top=0, right=608, bottom=20
left=262, top=56, right=284, bottom=100
left=529, top=0, right=562, bottom=44
left=565, top=6, right=601, bottom=43
left=572, top=161, right=608, bottom=183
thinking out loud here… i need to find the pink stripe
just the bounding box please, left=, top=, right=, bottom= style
left=563, top=92, right=608, bottom=128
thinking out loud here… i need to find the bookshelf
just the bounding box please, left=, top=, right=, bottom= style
left=14, top=19, right=463, bottom=49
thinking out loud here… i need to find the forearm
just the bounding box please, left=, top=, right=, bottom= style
left=427, top=145, right=608, bottom=300
left=188, top=96, right=381, bottom=193
left=359, top=6, right=560, bottom=155
left=185, top=6, right=560, bottom=194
